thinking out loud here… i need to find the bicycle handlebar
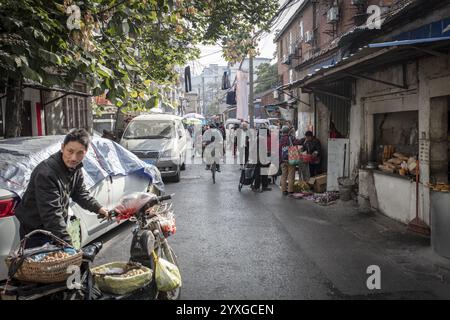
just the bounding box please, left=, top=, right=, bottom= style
left=99, top=193, right=174, bottom=221
left=157, top=194, right=172, bottom=202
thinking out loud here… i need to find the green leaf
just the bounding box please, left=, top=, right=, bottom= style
left=122, top=20, right=130, bottom=35
left=21, top=65, right=43, bottom=83
left=14, top=57, right=22, bottom=67
left=170, top=13, right=178, bottom=24
left=79, top=57, right=90, bottom=67
left=97, top=63, right=114, bottom=78
left=38, top=49, right=62, bottom=65
left=92, top=86, right=104, bottom=97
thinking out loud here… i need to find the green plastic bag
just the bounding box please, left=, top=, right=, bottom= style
left=152, top=252, right=181, bottom=292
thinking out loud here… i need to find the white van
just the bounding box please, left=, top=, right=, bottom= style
left=120, top=114, right=187, bottom=182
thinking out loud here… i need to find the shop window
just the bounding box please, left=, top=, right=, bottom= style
left=374, top=111, right=419, bottom=177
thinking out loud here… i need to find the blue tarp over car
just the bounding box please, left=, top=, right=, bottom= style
left=0, top=135, right=164, bottom=198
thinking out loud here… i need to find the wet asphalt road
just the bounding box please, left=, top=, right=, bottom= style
left=94, top=162, right=332, bottom=299
left=93, top=151, right=450, bottom=300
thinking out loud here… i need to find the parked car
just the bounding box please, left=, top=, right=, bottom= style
left=267, top=118, right=280, bottom=131
left=119, top=114, right=188, bottom=182
left=0, top=135, right=163, bottom=281
left=254, top=118, right=270, bottom=129
left=225, top=118, right=241, bottom=129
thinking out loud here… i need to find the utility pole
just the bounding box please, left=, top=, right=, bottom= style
left=248, top=54, right=254, bottom=129
left=202, top=75, right=206, bottom=115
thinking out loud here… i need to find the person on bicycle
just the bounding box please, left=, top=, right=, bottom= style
left=15, top=129, right=109, bottom=248
left=203, top=125, right=223, bottom=172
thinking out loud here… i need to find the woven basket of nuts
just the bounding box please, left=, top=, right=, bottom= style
left=6, top=230, right=82, bottom=284
left=91, top=262, right=152, bottom=295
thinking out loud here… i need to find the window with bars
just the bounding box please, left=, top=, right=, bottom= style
left=289, top=69, right=294, bottom=84
left=62, top=96, right=88, bottom=130
left=279, top=39, right=284, bottom=59
left=288, top=31, right=293, bottom=55
left=299, top=21, right=304, bottom=43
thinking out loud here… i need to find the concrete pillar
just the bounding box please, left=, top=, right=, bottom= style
left=417, top=59, right=431, bottom=225
left=42, top=91, right=65, bottom=135
left=297, top=91, right=314, bottom=138
left=316, top=99, right=330, bottom=173
left=349, top=90, right=364, bottom=178
left=429, top=96, right=448, bottom=184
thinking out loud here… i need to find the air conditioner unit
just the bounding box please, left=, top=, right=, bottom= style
left=281, top=54, right=291, bottom=65
left=273, top=90, right=279, bottom=99
left=327, top=7, right=339, bottom=23
left=351, top=0, right=366, bottom=5
left=305, top=31, right=314, bottom=44
left=290, top=43, right=298, bottom=55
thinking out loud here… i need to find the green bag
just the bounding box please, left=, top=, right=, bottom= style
left=152, top=251, right=182, bottom=292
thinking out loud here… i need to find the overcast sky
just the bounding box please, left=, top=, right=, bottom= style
left=193, top=0, right=303, bottom=75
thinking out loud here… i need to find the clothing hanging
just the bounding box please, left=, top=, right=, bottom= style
left=184, top=66, right=192, bottom=92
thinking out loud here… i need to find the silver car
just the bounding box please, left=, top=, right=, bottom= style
left=120, top=114, right=188, bottom=182
left=0, top=135, right=163, bottom=281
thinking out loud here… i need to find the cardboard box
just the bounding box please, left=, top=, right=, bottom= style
left=308, top=174, right=327, bottom=193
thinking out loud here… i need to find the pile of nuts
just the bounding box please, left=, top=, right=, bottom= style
left=119, top=268, right=145, bottom=278
left=427, top=183, right=450, bottom=192
left=38, top=251, right=72, bottom=263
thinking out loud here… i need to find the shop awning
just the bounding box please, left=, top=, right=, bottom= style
left=284, top=37, right=450, bottom=93
left=368, top=36, right=450, bottom=48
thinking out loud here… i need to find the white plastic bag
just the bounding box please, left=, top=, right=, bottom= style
left=66, top=217, right=81, bottom=250
left=152, top=252, right=181, bottom=292
left=267, top=163, right=278, bottom=176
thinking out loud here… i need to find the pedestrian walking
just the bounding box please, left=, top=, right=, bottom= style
left=279, top=125, right=301, bottom=195
left=252, top=125, right=272, bottom=193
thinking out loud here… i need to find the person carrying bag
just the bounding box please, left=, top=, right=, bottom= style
left=279, top=126, right=301, bottom=195
left=288, top=136, right=301, bottom=166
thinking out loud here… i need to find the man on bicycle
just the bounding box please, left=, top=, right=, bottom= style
left=203, top=125, right=224, bottom=172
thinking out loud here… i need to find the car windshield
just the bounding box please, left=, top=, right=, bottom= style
left=123, top=120, right=175, bottom=139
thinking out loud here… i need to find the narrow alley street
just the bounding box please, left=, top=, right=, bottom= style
left=95, top=160, right=450, bottom=300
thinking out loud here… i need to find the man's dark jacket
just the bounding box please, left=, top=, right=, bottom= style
left=15, top=152, right=102, bottom=243
left=299, top=137, right=321, bottom=156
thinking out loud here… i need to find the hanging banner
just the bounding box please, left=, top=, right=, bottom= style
left=236, top=71, right=249, bottom=121
left=279, top=107, right=294, bottom=121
